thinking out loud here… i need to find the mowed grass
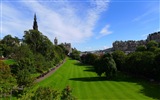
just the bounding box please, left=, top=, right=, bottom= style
left=34, top=58, right=160, bottom=100
left=2, top=59, right=16, bottom=65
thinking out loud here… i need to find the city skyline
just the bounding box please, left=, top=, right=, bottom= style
left=0, top=0, right=159, bottom=51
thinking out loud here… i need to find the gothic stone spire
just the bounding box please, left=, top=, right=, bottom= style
left=33, top=13, right=38, bottom=30
left=54, top=37, right=58, bottom=45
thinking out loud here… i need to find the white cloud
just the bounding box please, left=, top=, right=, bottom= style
left=103, top=45, right=111, bottom=49
left=132, top=7, right=158, bottom=22
left=1, top=0, right=110, bottom=44
left=96, top=24, right=112, bottom=39
left=1, top=3, right=31, bottom=39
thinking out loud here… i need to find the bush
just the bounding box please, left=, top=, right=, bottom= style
left=0, top=61, right=17, bottom=97
left=32, top=87, right=59, bottom=100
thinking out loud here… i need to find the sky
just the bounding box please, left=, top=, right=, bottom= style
left=0, top=0, right=160, bottom=51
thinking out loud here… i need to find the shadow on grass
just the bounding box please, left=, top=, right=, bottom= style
left=83, top=66, right=95, bottom=72
left=74, top=62, right=87, bottom=66
left=139, top=82, right=160, bottom=100
left=71, top=61, right=160, bottom=99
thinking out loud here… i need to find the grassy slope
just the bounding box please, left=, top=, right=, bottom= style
left=34, top=58, right=160, bottom=100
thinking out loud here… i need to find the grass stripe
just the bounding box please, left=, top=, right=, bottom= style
left=32, top=58, right=159, bottom=100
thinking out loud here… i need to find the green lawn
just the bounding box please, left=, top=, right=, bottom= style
left=34, top=58, right=160, bottom=100
left=2, top=59, right=16, bottom=65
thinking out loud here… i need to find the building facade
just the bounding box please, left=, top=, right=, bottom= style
left=112, top=31, right=160, bottom=53
left=147, top=31, right=160, bottom=43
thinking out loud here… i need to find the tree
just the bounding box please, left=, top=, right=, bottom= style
left=32, top=87, right=59, bottom=100
left=81, top=53, right=98, bottom=65
left=23, top=30, right=66, bottom=67
left=102, top=53, right=117, bottom=79
left=112, top=50, right=126, bottom=71
left=34, top=53, right=46, bottom=73
left=154, top=53, right=160, bottom=81
left=1, top=35, right=20, bottom=58
left=146, top=40, right=159, bottom=51
left=125, top=51, right=155, bottom=79
left=0, top=61, right=17, bottom=97
left=11, top=45, right=35, bottom=87
left=94, top=53, right=117, bottom=79
left=16, top=68, right=33, bottom=87
left=61, top=86, right=76, bottom=100
left=11, top=44, right=36, bottom=74
left=70, top=49, right=80, bottom=60
left=94, top=58, right=104, bottom=76
left=136, top=45, right=147, bottom=52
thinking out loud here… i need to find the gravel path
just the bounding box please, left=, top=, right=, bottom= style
left=35, top=59, right=66, bottom=83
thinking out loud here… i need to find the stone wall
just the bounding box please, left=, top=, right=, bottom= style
left=147, top=31, right=160, bottom=43
left=113, top=40, right=146, bottom=52
left=62, top=43, right=72, bottom=55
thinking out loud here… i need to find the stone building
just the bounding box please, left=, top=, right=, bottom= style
left=112, top=31, right=160, bottom=53
left=54, top=37, right=58, bottom=45
left=112, top=40, right=147, bottom=53
left=62, top=42, right=72, bottom=55
left=33, top=13, right=38, bottom=30
left=147, top=31, right=160, bottom=43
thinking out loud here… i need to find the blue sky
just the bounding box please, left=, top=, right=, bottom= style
left=0, top=0, right=159, bottom=51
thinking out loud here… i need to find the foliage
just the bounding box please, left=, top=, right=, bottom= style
left=0, top=61, right=17, bottom=97
left=112, top=50, right=126, bottom=70
left=58, top=44, right=69, bottom=55
left=11, top=44, right=36, bottom=74
left=113, top=40, right=160, bottom=81
left=123, top=50, right=160, bottom=81
left=81, top=53, right=117, bottom=79
left=32, top=87, right=59, bottom=100
left=34, top=53, right=46, bottom=73
left=16, top=68, right=34, bottom=87
left=81, top=53, right=98, bottom=65
left=154, top=53, right=160, bottom=80
left=23, top=30, right=65, bottom=69
left=10, top=45, right=35, bottom=87
left=61, top=85, right=76, bottom=100
left=70, top=49, right=80, bottom=60
left=146, top=40, right=159, bottom=51
left=100, top=53, right=117, bottom=79
left=0, top=35, right=20, bottom=58
left=23, top=30, right=52, bottom=54
left=136, top=45, right=147, bottom=52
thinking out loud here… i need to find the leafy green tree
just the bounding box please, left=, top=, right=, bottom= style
left=94, top=58, right=104, bottom=76
left=154, top=53, right=160, bottom=81
left=1, top=35, right=20, bottom=58
left=11, top=45, right=35, bottom=87
left=147, top=40, right=159, bottom=51
left=32, top=87, right=59, bottom=100
left=11, top=44, right=35, bottom=74
left=16, top=68, right=33, bottom=87
left=0, top=61, right=17, bottom=97
left=81, top=53, right=98, bottom=65
left=102, top=53, right=117, bottom=79
left=23, top=30, right=52, bottom=56
left=34, top=53, right=46, bottom=73
left=94, top=53, right=117, bottom=78
left=1, top=35, right=19, bottom=47
left=58, top=44, right=69, bottom=55
left=70, top=49, right=80, bottom=60
left=112, top=50, right=126, bottom=71
left=61, top=86, right=76, bottom=100
left=23, top=30, right=66, bottom=68
left=125, top=51, right=155, bottom=79
left=136, top=45, right=147, bottom=52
